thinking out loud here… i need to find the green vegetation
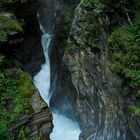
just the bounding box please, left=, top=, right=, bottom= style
left=108, top=24, right=140, bottom=116
left=0, top=0, right=24, bottom=43
left=66, top=0, right=105, bottom=53
left=0, top=54, right=35, bottom=139
left=0, top=0, right=36, bottom=43
left=68, top=0, right=140, bottom=116
left=18, top=71, right=35, bottom=98
left=65, top=43, right=78, bottom=55
left=57, top=3, right=79, bottom=55
left=108, top=25, right=140, bottom=89
left=78, top=0, right=102, bottom=48
left=57, top=4, right=77, bottom=41
left=106, top=1, right=140, bottom=116
left=0, top=0, right=36, bottom=140
left=78, top=13, right=101, bottom=48
left=19, top=126, right=31, bottom=140
left=0, top=0, right=29, bottom=5
left=0, top=14, right=23, bottom=43
left=58, top=6, right=72, bottom=40
left=34, top=134, right=42, bottom=140
left=0, top=0, right=37, bottom=139
left=129, top=104, right=140, bottom=117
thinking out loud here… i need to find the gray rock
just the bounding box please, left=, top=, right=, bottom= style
left=50, top=1, right=140, bottom=140
left=9, top=89, right=53, bottom=140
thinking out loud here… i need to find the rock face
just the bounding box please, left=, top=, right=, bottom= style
left=15, top=35, right=45, bottom=76
left=10, top=89, right=53, bottom=140
left=62, top=43, right=131, bottom=140
left=12, top=0, right=45, bottom=76
left=0, top=1, right=53, bottom=140
left=29, top=90, right=53, bottom=140
left=50, top=1, right=140, bottom=140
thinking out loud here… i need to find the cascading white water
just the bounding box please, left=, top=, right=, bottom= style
left=34, top=33, right=51, bottom=103
left=51, top=113, right=81, bottom=140
left=34, top=31, right=81, bottom=140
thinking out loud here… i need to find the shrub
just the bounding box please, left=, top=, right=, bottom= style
left=0, top=57, right=35, bottom=139
left=65, top=43, right=78, bottom=54
left=17, top=71, right=35, bottom=98
left=128, top=104, right=140, bottom=117
left=108, top=25, right=140, bottom=90
left=0, top=15, right=23, bottom=43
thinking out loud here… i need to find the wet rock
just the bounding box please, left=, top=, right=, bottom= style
left=40, top=123, right=53, bottom=139
left=9, top=115, right=30, bottom=132
left=51, top=1, right=140, bottom=140
left=9, top=89, right=53, bottom=140
left=29, top=90, right=53, bottom=140
left=6, top=67, right=22, bottom=77
left=31, top=90, right=49, bottom=114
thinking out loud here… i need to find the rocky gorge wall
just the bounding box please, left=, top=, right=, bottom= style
left=2, top=1, right=53, bottom=139
left=9, top=84, right=53, bottom=140
left=10, top=0, right=79, bottom=139
left=9, top=0, right=140, bottom=139
left=12, top=0, right=79, bottom=139
left=50, top=0, right=140, bottom=140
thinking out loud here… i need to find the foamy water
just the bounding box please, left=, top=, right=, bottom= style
left=34, top=33, right=81, bottom=140
left=51, top=113, right=81, bottom=140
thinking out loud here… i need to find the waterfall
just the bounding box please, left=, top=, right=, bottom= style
left=34, top=15, right=81, bottom=140
left=34, top=33, right=51, bottom=103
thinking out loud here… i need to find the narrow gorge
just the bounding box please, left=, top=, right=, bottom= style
left=34, top=0, right=81, bottom=140
left=0, top=0, right=140, bottom=140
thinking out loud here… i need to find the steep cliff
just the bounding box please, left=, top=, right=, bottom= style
left=51, top=0, right=140, bottom=140
left=0, top=1, right=53, bottom=139
left=9, top=83, right=53, bottom=140
left=0, top=63, right=53, bottom=140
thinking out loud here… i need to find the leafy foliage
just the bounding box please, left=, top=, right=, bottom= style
left=0, top=55, right=35, bottom=139
left=66, top=0, right=103, bottom=53
left=129, top=104, right=140, bottom=117
left=17, top=72, right=35, bottom=98
left=0, top=0, right=36, bottom=139
left=73, top=0, right=140, bottom=116
left=106, top=1, right=140, bottom=116
left=65, top=43, right=78, bottom=54
left=78, top=0, right=102, bottom=48
left=19, top=126, right=31, bottom=140
left=108, top=22, right=140, bottom=92
left=0, top=14, right=23, bottom=43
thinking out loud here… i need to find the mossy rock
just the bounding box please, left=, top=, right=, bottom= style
left=17, top=71, right=36, bottom=98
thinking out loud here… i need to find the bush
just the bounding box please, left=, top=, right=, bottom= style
left=0, top=14, right=23, bottom=43
left=65, top=43, right=78, bottom=54
left=108, top=25, right=140, bottom=90
left=129, top=104, right=140, bottom=117
left=17, top=72, right=35, bottom=98
left=0, top=56, right=35, bottom=139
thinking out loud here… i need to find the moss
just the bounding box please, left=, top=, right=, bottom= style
left=65, top=43, right=78, bottom=55
left=78, top=12, right=101, bottom=48
left=0, top=57, right=35, bottom=139
left=34, top=134, right=42, bottom=140
left=17, top=71, right=35, bottom=98
left=107, top=4, right=140, bottom=118
left=128, top=104, right=140, bottom=117
left=0, top=14, right=23, bottom=43
left=74, top=0, right=104, bottom=50
left=57, top=4, right=77, bottom=41
left=108, top=25, right=140, bottom=95
left=19, top=126, right=31, bottom=140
